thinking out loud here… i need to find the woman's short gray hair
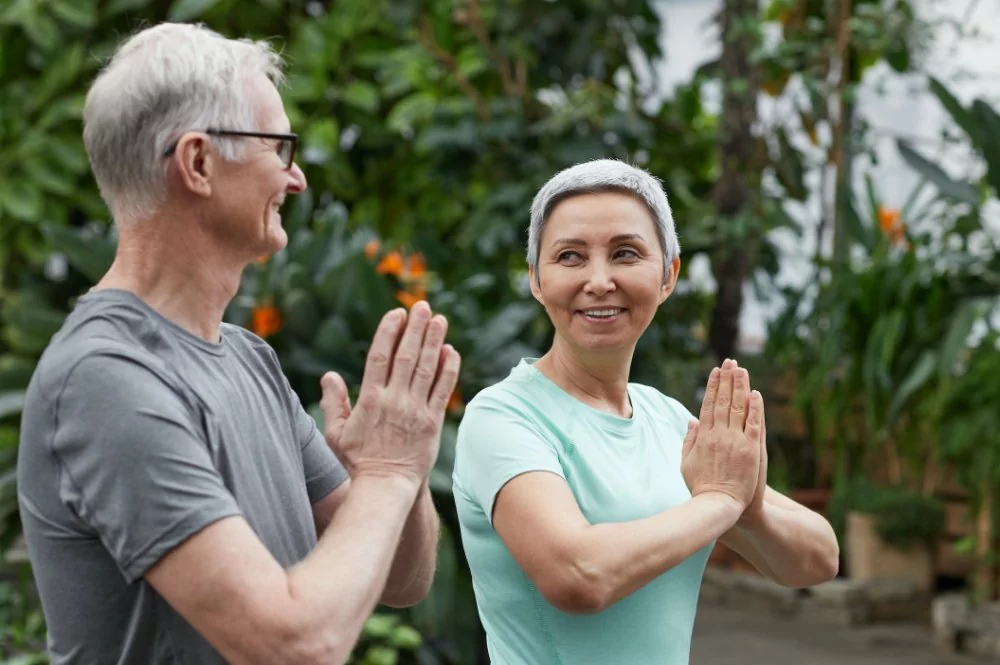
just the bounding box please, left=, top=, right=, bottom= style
left=82, top=22, right=285, bottom=223
left=527, top=159, right=680, bottom=280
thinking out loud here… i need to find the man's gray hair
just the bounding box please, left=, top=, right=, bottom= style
left=527, top=159, right=681, bottom=280
left=82, top=22, right=286, bottom=223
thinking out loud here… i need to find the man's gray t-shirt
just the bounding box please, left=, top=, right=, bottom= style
left=17, top=288, right=349, bottom=664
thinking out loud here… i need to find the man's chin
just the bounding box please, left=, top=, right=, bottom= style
left=264, top=226, right=289, bottom=253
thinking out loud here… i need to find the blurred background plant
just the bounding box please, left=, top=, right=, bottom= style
left=1, top=0, right=998, bottom=661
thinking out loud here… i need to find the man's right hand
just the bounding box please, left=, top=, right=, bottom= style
left=322, top=301, right=461, bottom=486
left=680, top=358, right=761, bottom=511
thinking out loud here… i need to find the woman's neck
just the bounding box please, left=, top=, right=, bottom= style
left=534, top=339, right=634, bottom=418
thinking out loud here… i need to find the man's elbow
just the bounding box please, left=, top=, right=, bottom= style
left=253, top=609, right=354, bottom=665
left=380, top=576, right=434, bottom=608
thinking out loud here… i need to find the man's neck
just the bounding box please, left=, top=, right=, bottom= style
left=535, top=339, right=634, bottom=418
left=94, top=216, right=247, bottom=343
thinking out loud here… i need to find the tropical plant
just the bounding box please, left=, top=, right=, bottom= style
left=827, top=477, right=946, bottom=551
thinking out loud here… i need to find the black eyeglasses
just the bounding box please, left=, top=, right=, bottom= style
left=163, top=129, right=298, bottom=169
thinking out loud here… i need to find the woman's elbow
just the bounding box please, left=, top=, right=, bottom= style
left=814, top=540, right=841, bottom=583
left=537, top=559, right=612, bottom=615
left=788, top=538, right=840, bottom=588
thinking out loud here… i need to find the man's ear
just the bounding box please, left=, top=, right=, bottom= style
left=529, top=265, right=544, bottom=305
left=659, top=257, right=681, bottom=304
left=171, top=133, right=215, bottom=199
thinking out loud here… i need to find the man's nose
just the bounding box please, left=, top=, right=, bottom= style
left=287, top=162, right=308, bottom=193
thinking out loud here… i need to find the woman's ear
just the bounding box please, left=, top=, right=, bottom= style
left=659, top=257, right=681, bottom=304
left=529, top=265, right=544, bottom=304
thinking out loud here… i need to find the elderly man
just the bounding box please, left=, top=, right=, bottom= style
left=16, top=22, right=460, bottom=665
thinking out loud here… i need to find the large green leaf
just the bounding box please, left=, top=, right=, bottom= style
left=937, top=299, right=983, bottom=376
left=49, top=0, right=98, bottom=29
left=886, top=351, right=937, bottom=427
left=0, top=392, right=26, bottom=420
left=927, top=76, right=979, bottom=144
left=971, top=99, right=1000, bottom=196
left=895, top=139, right=979, bottom=205
left=42, top=225, right=115, bottom=284
left=0, top=356, right=36, bottom=392
left=0, top=181, right=43, bottom=222
left=340, top=81, right=381, bottom=114
left=838, top=179, right=876, bottom=252
left=387, top=92, right=438, bottom=134
left=473, top=301, right=539, bottom=360
left=102, top=0, right=154, bottom=18
left=167, top=0, right=223, bottom=21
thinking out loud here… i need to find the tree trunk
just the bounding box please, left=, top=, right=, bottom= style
left=709, top=0, right=761, bottom=362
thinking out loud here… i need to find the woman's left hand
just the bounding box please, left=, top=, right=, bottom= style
left=735, top=365, right=768, bottom=525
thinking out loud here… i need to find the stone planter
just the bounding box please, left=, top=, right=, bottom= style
left=846, top=511, right=934, bottom=592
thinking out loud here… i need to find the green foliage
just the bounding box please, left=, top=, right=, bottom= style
left=766, top=76, right=1000, bottom=507
left=0, top=0, right=723, bottom=661
left=0, top=577, right=47, bottom=664
left=349, top=613, right=423, bottom=665
left=828, top=477, right=945, bottom=550
left=898, top=76, right=1000, bottom=203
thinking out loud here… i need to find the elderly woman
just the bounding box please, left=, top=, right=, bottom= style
left=451, top=159, right=839, bottom=665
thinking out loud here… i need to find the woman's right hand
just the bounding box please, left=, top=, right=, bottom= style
left=680, top=359, right=761, bottom=511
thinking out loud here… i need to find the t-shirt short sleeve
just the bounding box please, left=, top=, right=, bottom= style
left=51, top=352, right=243, bottom=583
left=294, top=405, right=349, bottom=503
left=261, top=340, right=349, bottom=503
left=453, top=396, right=564, bottom=526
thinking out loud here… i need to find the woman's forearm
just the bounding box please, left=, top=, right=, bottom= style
left=555, top=492, right=743, bottom=613
left=723, top=496, right=840, bottom=588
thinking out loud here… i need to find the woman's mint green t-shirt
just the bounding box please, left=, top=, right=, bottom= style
left=452, top=359, right=713, bottom=665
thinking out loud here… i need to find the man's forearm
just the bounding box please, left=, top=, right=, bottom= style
left=284, top=474, right=421, bottom=662
left=381, top=485, right=440, bottom=607
left=725, top=498, right=840, bottom=588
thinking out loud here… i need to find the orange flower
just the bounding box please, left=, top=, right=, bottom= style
left=407, top=252, right=426, bottom=278
left=878, top=206, right=900, bottom=233
left=376, top=250, right=404, bottom=276
left=395, top=286, right=427, bottom=309
left=249, top=305, right=282, bottom=338
left=364, top=240, right=380, bottom=259
left=877, top=206, right=906, bottom=246
left=447, top=386, right=463, bottom=414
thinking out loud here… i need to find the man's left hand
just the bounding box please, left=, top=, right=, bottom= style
left=319, top=370, right=353, bottom=466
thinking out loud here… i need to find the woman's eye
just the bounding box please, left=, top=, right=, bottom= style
left=615, top=248, right=640, bottom=260
left=557, top=251, right=581, bottom=262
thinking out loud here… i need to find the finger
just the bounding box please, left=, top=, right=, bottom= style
left=429, top=345, right=462, bottom=413
left=387, top=301, right=432, bottom=391
left=361, top=308, right=407, bottom=388
left=729, top=368, right=750, bottom=429
left=699, top=368, right=720, bottom=428
left=320, top=371, right=352, bottom=441
left=412, top=314, right=448, bottom=398
left=760, top=400, right=768, bottom=458
left=682, top=420, right=698, bottom=457
left=713, top=359, right=735, bottom=427
left=744, top=389, right=764, bottom=444
left=320, top=371, right=352, bottom=413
